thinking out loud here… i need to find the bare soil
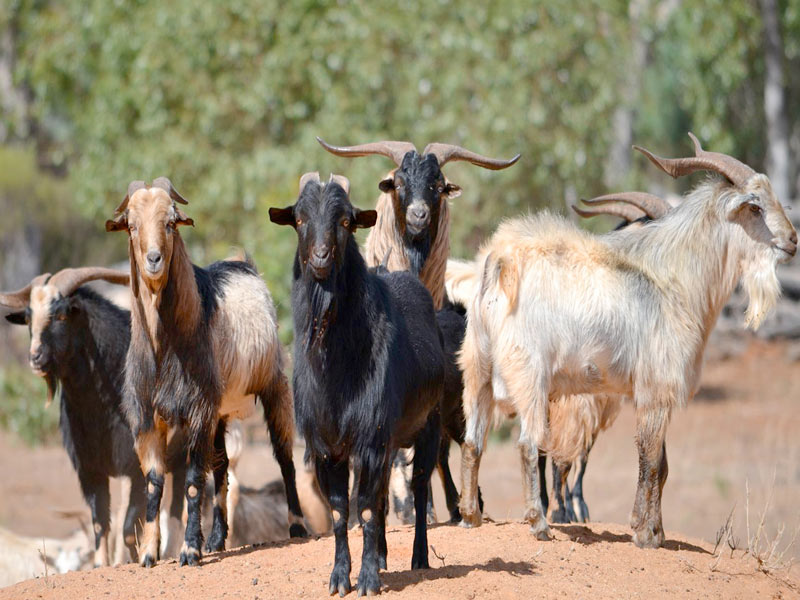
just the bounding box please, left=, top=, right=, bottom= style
left=3, top=521, right=797, bottom=599
left=1, top=339, right=799, bottom=598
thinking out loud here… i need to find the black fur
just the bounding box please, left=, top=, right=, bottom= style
left=5, top=287, right=186, bottom=563
left=271, top=178, right=445, bottom=595
left=124, top=250, right=305, bottom=567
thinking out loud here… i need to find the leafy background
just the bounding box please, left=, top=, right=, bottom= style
left=1, top=0, right=799, bottom=442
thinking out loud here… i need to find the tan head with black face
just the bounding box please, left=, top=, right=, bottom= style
left=106, top=178, right=193, bottom=296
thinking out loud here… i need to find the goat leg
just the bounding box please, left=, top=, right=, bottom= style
left=81, top=476, right=111, bottom=567
left=411, top=412, right=440, bottom=570
left=550, top=460, right=572, bottom=524
left=206, top=419, right=230, bottom=553
left=569, top=447, right=592, bottom=523
left=519, top=441, right=551, bottom=540
left=631, top=405, right=669, bottom=548
left=135, top=425, right=167, bottom=567
left=262, top=376, right=308, bottom=538
left=180, top=446, right=208, bottom=566
left=316, top=458, right=351, bottom=597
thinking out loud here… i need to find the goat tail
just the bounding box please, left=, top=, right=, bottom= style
left=444, top=259, right=480, bottom=306
left=224, top=247, right=257, bottom=270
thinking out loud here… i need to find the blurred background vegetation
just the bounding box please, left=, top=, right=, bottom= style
left=1, top=0, right=799, bottom=443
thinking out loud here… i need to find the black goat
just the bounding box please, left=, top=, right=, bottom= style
left=317, top=138, right=517, bottom=524
left=0, top=268, right=185, bottom=565
left=270, top=172, right=445, bottom=596
left=106, top=178, right=305, bottom=568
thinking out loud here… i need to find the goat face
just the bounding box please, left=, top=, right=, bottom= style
left=106, top=184, right=193, bottom=295
left=5, top=285, right=75, bottom=400
left=378, top=152, right=461, bottom=242
left=722, top=174, right=797, bottom=328
left=726, top=174, right=797, bottom=264
left=269, top=173, right=376, bottom=281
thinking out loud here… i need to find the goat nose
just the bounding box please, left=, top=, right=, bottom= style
left=147, top=250, right=162, bottom=265
left=411, top=207, right=429, bottom=221
left=313, top=246, right=331, bottom=261
left=30, top=349, right=42, bottom=363
left=791, top=231, right=798, bottom=245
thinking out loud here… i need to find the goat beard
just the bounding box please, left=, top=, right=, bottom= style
left=305, top=276, right=336, bottom=353
left=43, top=372, right=59, bottom=408
left=406, top=234, right=431, bottom=278
left=741, top=250, right=781, bottom=330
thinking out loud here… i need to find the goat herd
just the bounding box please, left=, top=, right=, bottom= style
left=0, top=133, right=795, bottom=596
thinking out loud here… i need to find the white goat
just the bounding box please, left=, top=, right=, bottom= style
left=456, top=134, right=796, bottom=547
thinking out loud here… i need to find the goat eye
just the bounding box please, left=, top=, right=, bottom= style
left=341, top=218, right=350, bottom=229
left=437, top=186, right=444, bottom=194
left=749, top=204, right=762, bottom=215
left=57, top=313, right=67, bottom=322
left=296, top=218, right=303, bottom=227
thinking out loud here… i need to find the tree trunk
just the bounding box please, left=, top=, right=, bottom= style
left=760, top=0, right=792, bottom=201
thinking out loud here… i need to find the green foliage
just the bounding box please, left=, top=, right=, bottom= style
left=2, top=0, right=797, bottom=356
left=0, top=366, right=60, bottom=446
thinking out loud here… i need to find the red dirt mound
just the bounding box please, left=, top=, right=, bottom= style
left=3, top=521, right=797, bottom=599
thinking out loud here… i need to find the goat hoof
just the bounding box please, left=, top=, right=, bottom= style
left=411, top=555, right=430, bottom=570
left=458, top=511, right=481, bottom=528
left=141, top=553, right=157, bottom=568
left=328, top=566, right=351, bottom=597
left=179, top=546, right=201, bottom=566
left=448, top=510, right=462, bottom=525
left=549, top=509, right=569, bottom=524
left=290, top=523, right=309, bottom=538
left=528, top=521, right=552, bottom=541
left=205, top=528, right=226, bottom=553
left=356, top=568, right=381, bottom=596
left=633, top=525, right=664, bottom=549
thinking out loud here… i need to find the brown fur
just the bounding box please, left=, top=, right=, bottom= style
left=364, top=177, right=452, bottom=309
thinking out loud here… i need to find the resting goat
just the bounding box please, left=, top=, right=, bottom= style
left=0, top=268, right=185, bottom=565
left=318, top=138, right=518, bottom=524
left=106, top=178, right=306, bottom=567
left=270, top=172, right=445, bottom=596
left=456, top=133, right=796, bottom=546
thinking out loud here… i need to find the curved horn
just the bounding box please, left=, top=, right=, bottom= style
left=328, top=173, right=350, bottom=195
left=151, top=176, right=188, bottom=204
left=634, top=132, right=755, bottom=187
left=48, top=268, right=130, bottom=298
left=317, top=137, right=417, bottom=167
left=114, top=180, right=147, bottom=214
left=421, top=143, right=521, bottom=170
left=299, top=171, right=321, bottom=192
left=582, top=192, right=671, bottom=220
left=572, top=203, right=646, bottom=223
left=0, top=273, right=52, bottom=309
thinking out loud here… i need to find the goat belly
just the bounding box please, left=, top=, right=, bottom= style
left=219, top=391, right=258, bottom=420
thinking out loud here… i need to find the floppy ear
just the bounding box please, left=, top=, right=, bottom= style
left=354, top=209, right=377, bottom=229
left=174, top=207, right=194, bottom=228
left=269, top=206, right=296, bottom=227
left=5, top=311, right=26, bottom=325
left=444, top=182, right=462, bottom=199
left=105, top=212, right=129, bottom=232
left=378, top=176, right=395, bottom=193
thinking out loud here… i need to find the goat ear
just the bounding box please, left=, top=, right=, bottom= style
left=354, top=209, right=377, bottom=229
left=444, top=182, right=462, bottom=199
left=174, top=207, right=194, bottom=228
left=378, top=177, right=395, bottom=193
left=5, top=311, right=26, bottom=325
left=105, top=212, right=128, bottom=232
left=269, top=206, right=296, bottom=227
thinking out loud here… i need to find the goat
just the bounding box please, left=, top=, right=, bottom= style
left=105, top=177, right=306, bottom=567
left=269, top=172, right=445, bottom=596
left=456, top=133, right=796, bottom=547
left=318, top=138, right=518, bottom=524
left=0, top=267, right=187, bottom=566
